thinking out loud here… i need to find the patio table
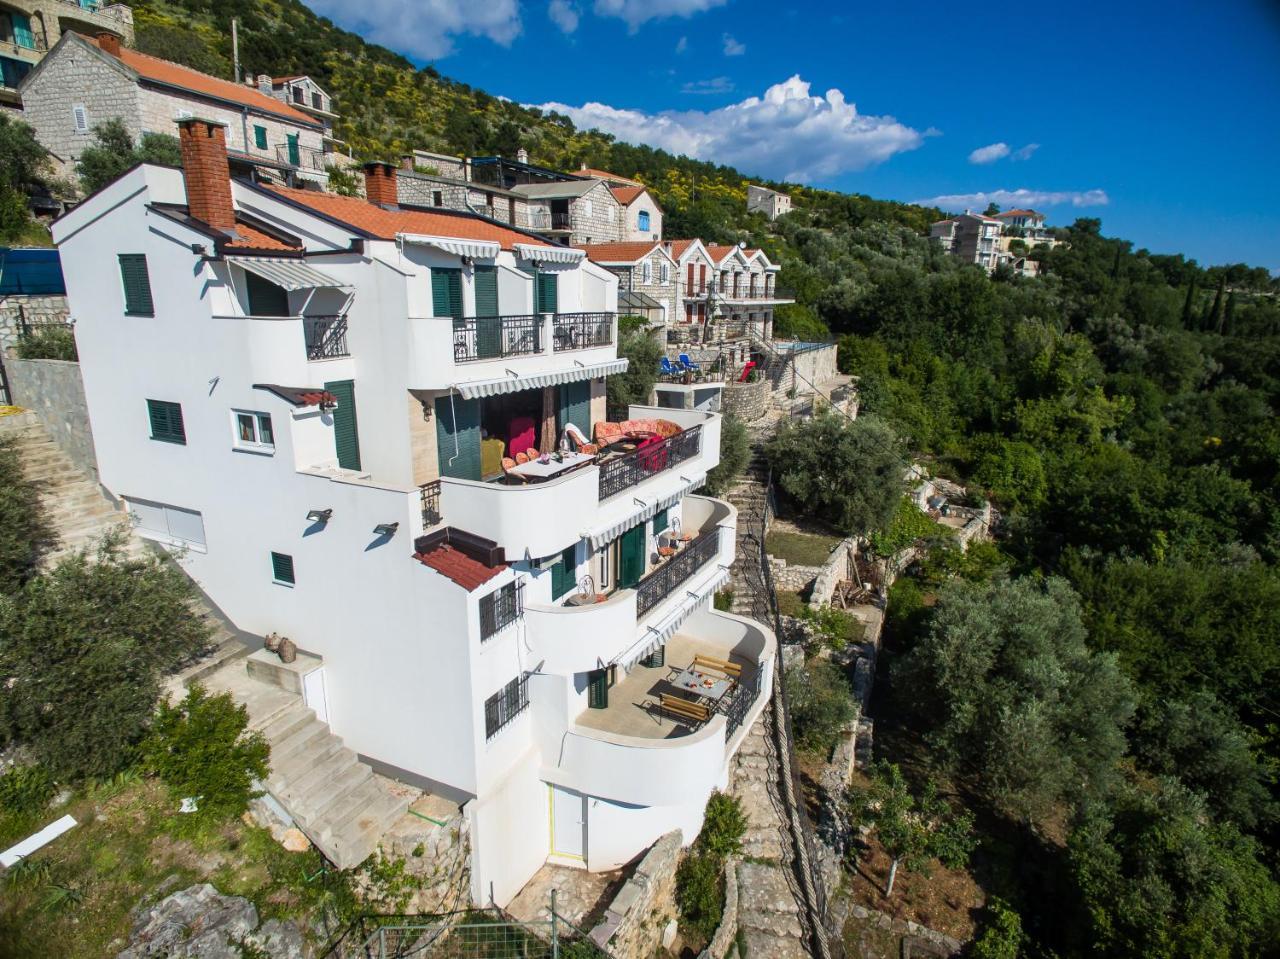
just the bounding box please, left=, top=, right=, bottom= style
left=508, top=450, right=594, bottom=481
left=669, top=665, right=732, bottom=702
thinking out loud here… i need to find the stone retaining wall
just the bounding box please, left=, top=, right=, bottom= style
left=809, top=537, right=856, bottom=606
left=0, top=294, right=70, bottom=354
left=768, top=556, right=823, bottom=593
left=5, top=357, right=97, bottom=480
left=721, top=377, right=769, bottom=422
left=699, top=856, right=740, bottom=959
left=589, top=829, right=682, bottom=959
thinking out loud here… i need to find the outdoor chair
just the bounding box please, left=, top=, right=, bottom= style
left=678, top=354, right=702, bottom=380
left=659, top=356, right=680, bottom=380
left=693, top=654, right=743, bottom=680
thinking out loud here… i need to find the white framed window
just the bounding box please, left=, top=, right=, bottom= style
left=640, top=260, right=651, bottom=283
left=659, top=262, right=669, bottom=283
left=232, top=409, right=275, bottom=453
left=124, top=497, right=207, bottom=551
left=583, top=199, right=593, bottom=216
left=606, top=206, right=615, bottom=223
left=72, top=104, right=89, bottom=133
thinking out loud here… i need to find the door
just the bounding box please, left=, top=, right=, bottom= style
left=302, top=667, right=329, bottom=724
left=558, top=380, right=590, bottom=436
left=618, top=523, right=645, bottom=589
left=473, top=266, right=501, bottom=359
left=550, top=785, right=586, bottom=860
left=286, top=133, right=300, bottom=166
left=535, top=272, right=558, bottom=314
left=324, top=379, right=361, bottom=471
left=434, top=394, right=481, bottom=480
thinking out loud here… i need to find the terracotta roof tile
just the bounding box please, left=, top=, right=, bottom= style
left=99, top=41, right=318, bottom=127
left=666, top=239, right=701, bottom=260
left=223, top=221, right=301, bottom=253
left=705, top=244, right=744, bottom=264
left=414, top=544, right=504, bottom=591
left=580, top=167, right=642, bottom=185
left=995, top=209, right=1042, bottom=218
left=576, top=240, right=661, bottom=263
left=609, top=185, right=646, bottom=205
left=264, top=185, right=561, bottom=250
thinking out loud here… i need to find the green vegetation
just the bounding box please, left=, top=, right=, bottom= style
left=848, top=761, right=974, bottom=898
left=606, top=329, right=661, bottom=418
left=765, top=528, right=843, bottom=566
left=967, top=898, right=1025, bottom=959
left=796, top=603, right=863, bottom=652
left=0, top=437, right=54, bottom=593
left=76, top=119, right=183, bottom=195
left=675, top=791, right=747, bottom=943
left=866, top=496, right=949, bottom=557
left=16, top=324, right=77, bottom=361
left=704, top=412, right=749, bottom=496
left=767, top=411, right=907, bottom=535
left=0, top=114, right=51, bottom=243
left=785, top=659, right=856, bottom=754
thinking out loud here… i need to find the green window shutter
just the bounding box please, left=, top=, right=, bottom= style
left=473, top=266, right=498, bottom=316
left=245, top=271, right=290, bottom=316
left=552, top=545, right=576, bottom=600
left=119, top=254, right=154, bottom=316
left=641, top=645, right=665, bottom=668
left=587, top=668, right=609, bottom=709
left=536, top=272, right=558, bottom=314
left=146, top=399, right=185, bottom=444
left=557, top=380, right=591, bottom=436
left=286, top=133, right=300, bottom=166
left=254, top=125, right=267, bottom=150
left=431, top=268, right=463, bottom=320
left=618, top=523, right=645, bottom=589
left=324, top=379, right=361, bottom=470
left=433, top=394, right=481, bottom=480
left=271, top=551, right=295, bottom=584
left=652, top=509, right=669, bottom=536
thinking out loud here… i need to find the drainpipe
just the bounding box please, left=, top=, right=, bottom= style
left=239, top=105, right=249, bottom=163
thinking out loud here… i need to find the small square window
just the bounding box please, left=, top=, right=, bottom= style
left=232, top=410, right=274, bottom=453
left=147, top=399, right=185, bottom=444
left=271, top=551, right=295, bottom=585
left=432, top=190, right=443, bottom=207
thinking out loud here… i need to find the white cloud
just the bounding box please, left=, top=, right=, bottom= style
left=682, top=76, right=735, bottom=95
left=968, top=142, right=1010, bottom=165
left=535, top=75, right=925, bottom=181
left=592, top=0, right=729, bottom=31
left=1012, top=143, right=1039, bottom=161
left=916, top=188, right=1109, bottom=210
left=722, top=33, right=746, bottom=56
left=301, top=0, right=520, bottom=59
left=548, top=0, right=580, bottom=33
left=675, top=35, right=689, bottom=53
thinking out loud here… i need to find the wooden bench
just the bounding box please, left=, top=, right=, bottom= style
left=659, top=694, right=710, bottom=724
left=693, top=654, right=743, bottom=680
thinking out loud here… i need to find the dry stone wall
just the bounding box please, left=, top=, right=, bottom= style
left=0, top=294, right=69, bottom=353
left=721, top=377, right=769, bottom=422
left=589, top=829, right=682, bottom=959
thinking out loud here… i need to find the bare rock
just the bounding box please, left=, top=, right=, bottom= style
left=118, top=883, right=258, bottom=958
left=280, top=827, right=311, bottom=853
left=246, top=919, right=306, bottom=959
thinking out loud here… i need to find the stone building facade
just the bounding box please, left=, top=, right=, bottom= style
left=0, top=0, right=133, bottom=109
left=746, top=184, right=792, bottom=220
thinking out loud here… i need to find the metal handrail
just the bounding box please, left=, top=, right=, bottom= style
left=552, top=312, right=614, bottom=351
left=634, top=527, right=719, bottom=618
left=419, top=481, right=441, bottom=528
left=303, top=315, right=349, bottom=359
left=452, top=314, right=542, bottom=362
left=597, top=425, right=702, bottom=502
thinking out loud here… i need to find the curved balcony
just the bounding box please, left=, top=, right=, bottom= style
left=525, top=588, right=638, bottom=675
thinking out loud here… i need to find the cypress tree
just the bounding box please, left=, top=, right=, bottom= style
left=1181, top=280, right=1196, bottom=328
left=1223, top=291, right=1236, bottom=336
left=1208, top=277, right=1226, bottom=333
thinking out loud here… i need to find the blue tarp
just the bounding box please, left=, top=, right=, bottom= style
left=0, top=248, right=66, bottom=295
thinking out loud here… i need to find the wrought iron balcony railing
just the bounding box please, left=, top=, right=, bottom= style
left=552, top=312, right=614, bottom=352
left=597, top=425, right=702, bottom=502
left=479, top=580, right=524, bottom=642
left=452, top=314, right=542, bottom=362
left=419, top=480, right=441, bottom=528
left=304, top=315, right=349, bottom=359
left=635, top=527, right=721, bottom=618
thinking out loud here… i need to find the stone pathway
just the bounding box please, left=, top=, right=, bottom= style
left=506, top=863, right=622, bottom=930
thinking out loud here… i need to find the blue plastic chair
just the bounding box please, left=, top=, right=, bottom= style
left=659, top=356, right=680, bottom=379
left=679, top=353, right=702, bottom=372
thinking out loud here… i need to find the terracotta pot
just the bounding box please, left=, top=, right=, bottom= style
left=264, top=632, right=281, bottom=653
left=277, top=638, right=297, bottom=664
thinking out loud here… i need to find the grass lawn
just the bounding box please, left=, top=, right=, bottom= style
left=776, top=589, right=807, bottom=618
left=766, top=530, right=843, bottom=567
left=0, top=776, right=349, bottom=958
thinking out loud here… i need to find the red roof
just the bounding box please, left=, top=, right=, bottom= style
left=414, top=544, right=504, bottom=591
left=576, top=240, right=662, bottom=263
left=705, top=244, right=745, bottom=264
left=995, top=209, right=1043, bottom=219
left=96, top=40, right=318, bottom=127
left=609, top=185, right=646, bottom=205
left=265, top=185, right=560, bottom=250
left=580, top=167, right=641, bottom=185
left=224, top=221, right=301, bottom=253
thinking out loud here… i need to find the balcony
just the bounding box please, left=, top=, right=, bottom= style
left=635, top=525, right=721, bottom=617
left=452, top=314, right=542, bottom=362
left=274, top=142, right=328, bottom=172
left=597, top=426, right=702, bottom=501
left=303, top=315, right=349, bottom=360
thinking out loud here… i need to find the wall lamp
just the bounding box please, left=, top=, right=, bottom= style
left=306, top=508, right=333, bottom=524
left=373, top=522, right=399, bottom=537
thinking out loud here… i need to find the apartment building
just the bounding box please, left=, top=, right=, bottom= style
left=0, top=0, right=132, bottom=106
left=578, top=240, right=679, bottom=326
left=53, top=119, right=773, bottom=902
left=746, top=183, right=792, bottom=220
left=269, top=74, right=343, bottom=156
left=930, top=211, right=1003, bottom=271
left=18, top=31, right=329, bottom=186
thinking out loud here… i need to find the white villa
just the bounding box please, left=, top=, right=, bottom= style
left=52, top=117, right=774, bottom=905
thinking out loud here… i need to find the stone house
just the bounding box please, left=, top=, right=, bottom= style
left=573, top=166, right=664, bottom=242
left=508, top=178, right=623, bottom=246
left=705, top=243, right=789, bottom=340
left=578, top=240, right=679, bottom=327
left=669, top=238, right=716, bottom=334
left=0, top=0, right=131, bottom=107
left=18, top=31, right=327, bottom=186
left=746, top=184, right=791, bottom=220
left=269, top=74, right=343, bottom=156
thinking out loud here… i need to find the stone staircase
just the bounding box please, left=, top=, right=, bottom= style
left=725, top=420, right=778, bottom=619
left=4, top=410, right=407, bottom=871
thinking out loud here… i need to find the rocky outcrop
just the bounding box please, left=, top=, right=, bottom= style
left=117, top=883, right=304, bottom=959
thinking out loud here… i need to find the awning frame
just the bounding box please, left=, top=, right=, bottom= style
left=225, top=256, right=350, bottom=292
left=452, top=358, right=629, bottom=400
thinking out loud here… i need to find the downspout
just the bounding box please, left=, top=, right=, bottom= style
left=240, top=106, right=249, bottom=164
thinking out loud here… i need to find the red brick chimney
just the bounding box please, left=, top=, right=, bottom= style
left=177, top=118, right=236, bottom=234
left=363, top=162, right=398, bottom=208
left=96, top=32, right=121, bottom=57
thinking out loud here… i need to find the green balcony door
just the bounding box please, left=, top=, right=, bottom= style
left=535, top=272, right=558, bottom=314
left=434, top=394, right=481, bottom=480
left=286, top=133, right=300, bottom=167
left=473, top=266, right=501, bottom=359
left=618, top=523, right=645, bottom=589
left=324, top=379, right=361, bottom=471
left=557, top=380, right=590, bottom=436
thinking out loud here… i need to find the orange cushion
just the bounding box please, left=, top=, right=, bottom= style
left=595, top=421, right=623, bottom=443
left=655, top=419, right=681, bottom=438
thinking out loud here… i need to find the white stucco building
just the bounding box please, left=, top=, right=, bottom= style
left=52, top=118, right=774, bottom=904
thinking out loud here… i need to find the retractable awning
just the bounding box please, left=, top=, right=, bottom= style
left=514, top=243, right=584, bottom=264
left=397, top=234, right=500, bottom=260
left=226, top=257, right=350, bottom=291
left=620, top=567, right=731, bottom=667
left=452, top=358, right=628, bottom=400
left=585, top=472, right=708, bottom=549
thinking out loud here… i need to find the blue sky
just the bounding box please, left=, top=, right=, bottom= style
left=302, top=0, right=1280, bottom=271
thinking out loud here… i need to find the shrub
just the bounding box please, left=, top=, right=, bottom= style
left=325, top=164, right=363, bottom=197
left=0, top=437, right=54, bottom=593
left=143, top=683, right=269, bottom=821
left=0, top=764, right=54, bottom=816
left=607, top=329, right=661, bottom=417
left=16, top=325, right=76, bottom=361
left=967, top=897, right=1025, bottom=959
left=675, top=853, right=723, bottom=941
left=785, top=659, right=855, bottom=754
left=699, top=791, right=747, bottom=860
left=867, top=497, right=949, bottom=557
left=799, top=603, right=861, bottom=651
left=713, top=589, right=733, bottom=611
left=705, top=412, right=749, bottom=495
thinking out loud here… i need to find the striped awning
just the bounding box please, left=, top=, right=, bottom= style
left=398, top=234, right=500, bottom=260
left=620, top=567, right=731, bottom=667
left=584, top=472, right=707, bottom=549
left=226, top=257, right=350, bottom=291
left=514, top=243, right=584, bottom=263
left=453, top=358, right=628, bottom=400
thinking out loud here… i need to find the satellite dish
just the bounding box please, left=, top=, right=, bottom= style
left=738, top=240, right=747, bottom=248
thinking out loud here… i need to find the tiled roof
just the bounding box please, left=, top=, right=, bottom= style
left=264, top=185, right=560, bottom=250
left=98, top=40, right=318, bottom=127
left=414, top=543, right=504, bottom=591
left=666, top=239, right=702, bottom=260
left=995, top=208, right=1042, bottom=218
left=609, top=185, right=646, bottom=205
left=224, top=221, right=301, bottom=253
left=580, top=167, right=641, bottom=185
left=705, top=244, right=745, bottom=264
left=576, top=240, right=661, bottom=263
left=253, top=384, right=337, bottom=408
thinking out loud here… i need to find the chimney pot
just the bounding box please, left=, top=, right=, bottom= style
left=96, top=32, right=121, bottom=57
left=516, top=147, right=529, bottom=164
left=257, top=74, right=272, bottom=96
left=177, top=118, right=236, bottom=234
left=363, top=162, right=398, bottom=208
left=400, top=154, right=416, bottom=172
